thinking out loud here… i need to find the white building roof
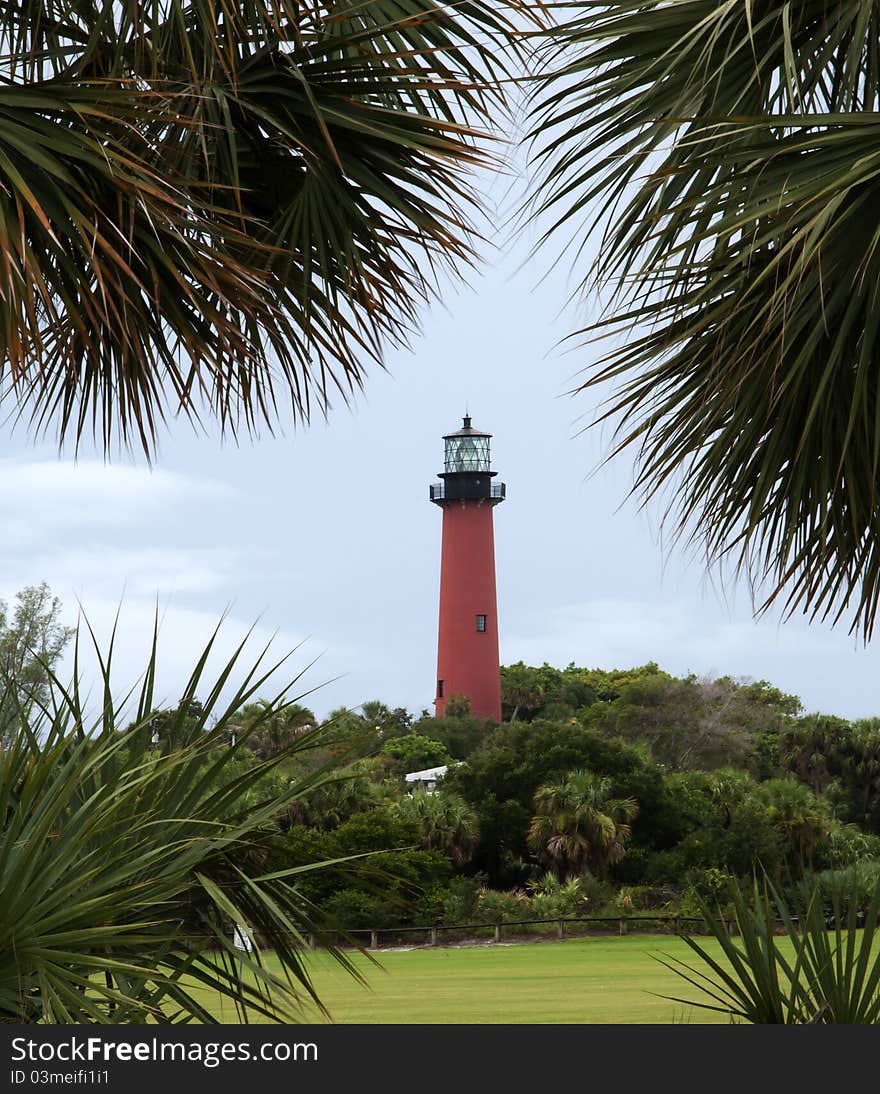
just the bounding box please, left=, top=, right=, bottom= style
left=404, top=764, right=449, bottom=783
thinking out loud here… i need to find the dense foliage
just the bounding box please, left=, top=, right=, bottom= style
left=5, top=578, right=879, bottom=1023
left=202, top=660, right=880, bottom=933
left=9, top=581, right=875, bottom=978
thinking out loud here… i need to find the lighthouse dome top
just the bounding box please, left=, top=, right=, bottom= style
left=442, top=415, right=492, bottom=473
left=443, top=414, right=491, bottom=439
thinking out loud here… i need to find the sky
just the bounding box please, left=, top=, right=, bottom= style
left=2, top=172, right=879, bottom=725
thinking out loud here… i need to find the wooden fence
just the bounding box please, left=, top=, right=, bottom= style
left=306, top=913, right=727, bottom=950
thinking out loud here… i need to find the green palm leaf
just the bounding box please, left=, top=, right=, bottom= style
left=528, top=0, right=880, bottom=638
left=1, top=0, right=541, bottom=454
left=0, top=615, right=361, bottom=1023
left=658, top=871, right=880, bottom=1023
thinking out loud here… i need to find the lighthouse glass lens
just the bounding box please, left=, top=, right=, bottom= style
left=445, top=435, right=490, bottom=472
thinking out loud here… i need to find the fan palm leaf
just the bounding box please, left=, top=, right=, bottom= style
left=1, top=0, right=541, bottom=455
left=528, top=0, right=880, bottom=639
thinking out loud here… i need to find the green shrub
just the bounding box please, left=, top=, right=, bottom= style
left=810, top=860, right=880, bottom=916
left=527, top=874, right=587, bottom=918
left=436, top=875, right=486, bottom=924
left=321, top=890, right=395, bottom=931
left=821, top=824, right=880, bottom=870
left=577, top=874, right=616, bottom=912
left=615, top=885, right=679, bottom=912
left=380, top=734, right=451, bottom=774
left=475, top=888, right=530, bottom=924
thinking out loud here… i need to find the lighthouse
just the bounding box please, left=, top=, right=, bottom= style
left=430, top=415, right=506, bottom=720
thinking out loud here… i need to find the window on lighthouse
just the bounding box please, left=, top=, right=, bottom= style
left=475, top=614, right=487, bottom=632
left=445, top=434, right=491, bottom=472
left=454, top=437, right=478, bottom=471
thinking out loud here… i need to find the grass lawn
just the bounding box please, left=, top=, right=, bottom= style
left=212, top=934, right=737, bottom=1024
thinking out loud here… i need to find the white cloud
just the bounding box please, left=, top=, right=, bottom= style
left=0, top=455, right=348, bottom=719
left=55, top=597, right=333, bottom=722
left=0, top=459, right=232, bottom=550
left=503, top=597, right=841, bottom=669
left=4, top=545, right=248, bottom=601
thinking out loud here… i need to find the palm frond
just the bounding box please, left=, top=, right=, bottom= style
left=0, top=614, right=361, bottom=1023
left=1, top=0, right=543, bottom=455
left=658, top=871, right=880, bottom=1023
left=528, top=0, right=880, bottom=639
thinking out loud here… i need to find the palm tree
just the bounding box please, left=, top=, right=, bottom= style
left=501, top=663, right=544, bottom=723
left=235, top=699, right=316, bottom=758
left=838, top=723, right=880, bottom=826
left=779, top=715, right=847, bottom=796
left=528, top=0, right=880, bottom=639
left=397, top=789, right=480, bottom=865
left=3, top=1, right=539, bottom=455
left=296, top=761, right=391, bottom=829
left=756, top=778, right=831, bottom=872
left=527, top=770, right=638, bottom=879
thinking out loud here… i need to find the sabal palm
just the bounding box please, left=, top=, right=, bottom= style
left=236, top=699, right=316, bottom=758
left=757, top=778, right=830, bottom=869
left=529, top=0, right=880, bottom=639
left=2, top=0, right=535, bottom=454
left=298, top=764, right=385, bottom=828
left=397, top=789, right=480, bottom=865
left=527, top=770, right=638, bottom=879
left=501, top=664, right=544, bottom=722
left=780, top=715, right=846, bottom=795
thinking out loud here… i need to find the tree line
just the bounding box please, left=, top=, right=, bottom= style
left=209, top=660, right=880, bottom=932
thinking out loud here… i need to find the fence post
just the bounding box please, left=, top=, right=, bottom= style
left=494, top=924, right=501, bottom=944
left=370, top=931, right=378, bottom=950
left=308, top=934, right=315, bottom=950
left=619, top=918, right=627, bottom=936
left=430, top=927, right=438, bottom=947
left=557, top=920, right=564, bottom=940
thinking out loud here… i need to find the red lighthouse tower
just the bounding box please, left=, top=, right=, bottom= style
left=430, top=415, right=506, bottom=720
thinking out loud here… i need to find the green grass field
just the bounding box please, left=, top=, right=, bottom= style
left=214, top=935, right=737, bottom=1024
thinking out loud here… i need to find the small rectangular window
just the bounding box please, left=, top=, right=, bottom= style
left=475, top=614, right=487, bottom=632
left=437, top=679, right=444, bottom=698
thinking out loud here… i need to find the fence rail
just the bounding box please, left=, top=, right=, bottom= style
left=306, top=914, right=731, bottom=950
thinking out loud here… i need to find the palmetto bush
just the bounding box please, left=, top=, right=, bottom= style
left=811, top=862, right=880, bottom=918
left=475, top=887, right=530, bottom=924
left=661, top=872, right=880, bottom=1023
left=0, top=621, right=358, bottom=1023
left=526, top=872, right=586, bottom=917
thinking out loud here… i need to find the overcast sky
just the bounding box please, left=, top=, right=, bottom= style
left=2, top=167, right=878, bottom=725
